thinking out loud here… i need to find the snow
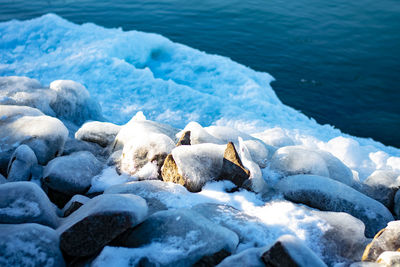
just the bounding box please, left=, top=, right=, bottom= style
left=89, top=166, right=135, bottom=193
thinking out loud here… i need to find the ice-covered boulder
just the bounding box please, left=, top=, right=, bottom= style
left=49, top=80, right=103, bottom=125
left=261, top=235, right=327, bottom=267
left=362, top=170, right=400, bottom=210
left=176, top=130, right=191, bottom=146
left=61, top=195, right=90, bottom=217
left=115, top=209, right=239, bottom=266
left=161, top=143, right=225, bottom=192
left=191, top=203, right=271, bottom=249
left=271, top=146, right=355, bottom=187
left=75, top=121, right=121, bottom=147
left=350, top=262, right=382, bottom=267
left=0, top=223, right=65, bottom=267
left=0, top=173, right=6, bottom=184
left=377, top=251, right=400, bottom=266
left=178, top=121, right=223, bottom=145
left=394, top=190, right=400, bottom=218
left=277, top=174, right=394, bottom=237
left=0, top=182, right=59, bottom=228
left=252, top=127, right=295, bottom=148
left=57, top=194, right=148, bottom=257
left=218, top=142, right=250, bottom=187
left=62, top=137, right=105, bottom=159
left=105, top=180, right=189, bottom=215
left=217, top=246, right=267, bottom=267
left=6, top=144, right=37, bottom=182
left=0, top=105, right=68, bottom=171
left=362, top=221, right=400, bottom=262
left=42, top=151, right=103, bottom=207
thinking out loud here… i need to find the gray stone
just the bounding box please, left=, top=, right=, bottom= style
left=7, top=144, right=37, bottom=182
left=75, top=121, right=120, bottom=147
left=61, top=195, right=90, bottom=217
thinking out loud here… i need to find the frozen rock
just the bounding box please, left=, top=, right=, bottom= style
left=191, top=203, right=271, bottom=248
left=377, top=251, right=400, bottom=266
left=261, top=235, right=327, bottom=267
left=115, top=209, right=239, bottom=266
left=0, top=173, right=6, bottom=184
left=362, top=170, right=400, bottom=210
left=217, top=142, right=250, bottom=187
left=176, top=130, right=191, bottom=146
left=49, top=80, right=103, bottom=125
left=105, top=180, right=189, bottom=215
left=62, top=137, right=105, bottom=159
left=7, top=144, right=37, bottom=182
left=394, top=190, right=400, bottom=218
left=217, top=247, right=267, bottom=267
left=107, top=150, right=122, bottom=166
left=42, top=151, right=103, bottom=207
left=252, top=127, right=295, bottom=148
left=57, top=194, right=148, bottom=257
left=75, top=121, right=121, bottom=147
left=317, top=150, right=355, bottom=187
left=0, top=105, right=68, bottom=170
left=277, top=174, right=394, bottom=237
left=0, top=182, right=59, bottom=228
left=61, top=195, right=90, bottom=217
left=350, top=262, right=382, bottom=267
left=362, top=221, right=400, bottom=262
left=177, top=121, right=223, bottom=145
left=162, top=143, right=225, bottom=192
left=0, top=223, right=65, bottom=267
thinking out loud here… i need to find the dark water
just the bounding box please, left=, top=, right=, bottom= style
left=1, top=0, right=399, bottom=147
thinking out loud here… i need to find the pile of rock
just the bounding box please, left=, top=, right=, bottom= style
left=1, top=76, right=400, bottom=266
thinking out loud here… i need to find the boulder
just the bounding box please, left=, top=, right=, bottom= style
left=0, top=182, right=59, bottom=228
left=252, top=127, right=295, bottom=148
left=57, top=194, right=148, bottom=257
left=261, top=235, right=327, bottom=267
left=161, top=144, right=225, bottom=192
left=362, top=221, right=400, bottom=262
left=394, top=190, right=400, bottom=218
left=75, top=121, right=121, bottom=147
left=176, top=130, right=191, bottom=146
left=217, top=247, right=267, bottom=267
left=62, top=137, right=105, bottom=159
left=217, top=142, right=250, bottom=187
left=0, top=223, right=65, bottom=267
left=350, top=262, right=382, bottom=267
left=105, top=180, right=189, bottom=215
left=7, top=144, right=37, bottom=182
left=0, top=105, right=68, bottom=172
left=115, top=209, right=239, bottom=266
left=277, top=174, right=394, bottom=237
left=377, top=251, right=400, bottom=266
left=362, top=170, right=400, bottom=210
left=42, top=151, right=103, bottom=206
left=61, top=195, right=90, bottom=217
left=0, top=173, right=6, bottom=184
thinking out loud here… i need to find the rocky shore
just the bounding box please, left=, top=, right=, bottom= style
left=1, top=76, right=400, bottom=266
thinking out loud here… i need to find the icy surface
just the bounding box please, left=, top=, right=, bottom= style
left=7, top=144, right=38, bottom=182
left=0, top=14, right=399, bottom=182
left=75, top=121, right=121, bottom=147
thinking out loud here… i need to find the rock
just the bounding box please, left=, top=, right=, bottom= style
left=217, top=142, right=250, bottom=187
left=75, top=121, right=121, bottom=147
left=260, top=235, right=327, bottom=267
left=377, top=251, right=400, bottom=266
left=394, top=190, right=400, bottom=218
left=193, top=250, right=231, bottom=267
left=176, top=131, right=191, bottom=146
left=107, top=150, right=122, bottom=167
left=0, top=105, right=68, bottom=172
left=0, top=223, right=65, bottom=267
left=115, top=209, right=239, bottom=266
left=252, top=127, right=295, bottom=148
left=0, top=173, right=6, bottom=184
left=350, top=262, right=382, bottom=267
left=177, top=121, right=223, bottom=145
left=42, top=151, right=103, bottom=206
left=57, top=194, right=148, bottom=257
left=0, top=182, right=59, bottom=228
left=317, top=150, right=355, bottom=187
left=277, top=174, right=394, bottom=237
left=161, top=144, right=225, bottom=192
left=217, top=247, right=267, bottom=267
left=362, top=170, right=400, bottom=210
left=6, top=144, right=37, bottom=182
left=105, top=180, right=189, bottom=215
left=61, top=195, right=90, bottom=217
left=49, top=80, right=103, bottom=125
left=62, top=137, right=105, bottom=159
left=362, top=221, right=400, bottom=262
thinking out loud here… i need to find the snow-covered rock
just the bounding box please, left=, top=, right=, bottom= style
left=217, top=246, right=267, bottom=267
left=105, top=180, right=189, bottom=215
left=0, top=173, right=6, bottom=184
left=114, top=209, right=239, bottom=266
left=218, top=142, right=250, bottom=188
left=6, top=144, right=37, bottom=182
left=0, top=223, right=65, bottom=267
left=61, top=195, right=90, bottom=217
left=0, top=105, right=68, bottom=170
left=75, top=121, right=121, bottom=147
left=49, top=80, right=103, bottom=125
left=252, top=127, right=295, bottom=148
left=277, top=174, right=394, bottom=237
left=0, top=182, right=59, bottom=228
left=377, top=251, right=400, bottom=266
left=57, top=194, right=148, bottom=257
left=62, top=137, right=105, bottom=159
left=162, top=143, right=225, bottom=192
left=42, top=151, right=103, bottom=200
left=394, top=191, right=400, bottom=218
left=261, top=235, right=327, bottom=267
left=362, top=221, right=400, bottom=262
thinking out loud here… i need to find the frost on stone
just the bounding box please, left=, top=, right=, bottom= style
left=114, top=209, right=239, bottom=266
left=0, top=223, right=65, bottom=267
left=217, top=246, right=267, bottom=267
left=89, top=166, right=134, bottom=193
left=0, top=105, right=68, bottom=168
left=277, top=174, right=394, bottom=237
left=252, top=127, right=295, bottom=148
left=7, top=144, right=38, bottom=182
left=75, top=121, right=121, bottom=147
left=0, top=182, right=59, bottom=228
